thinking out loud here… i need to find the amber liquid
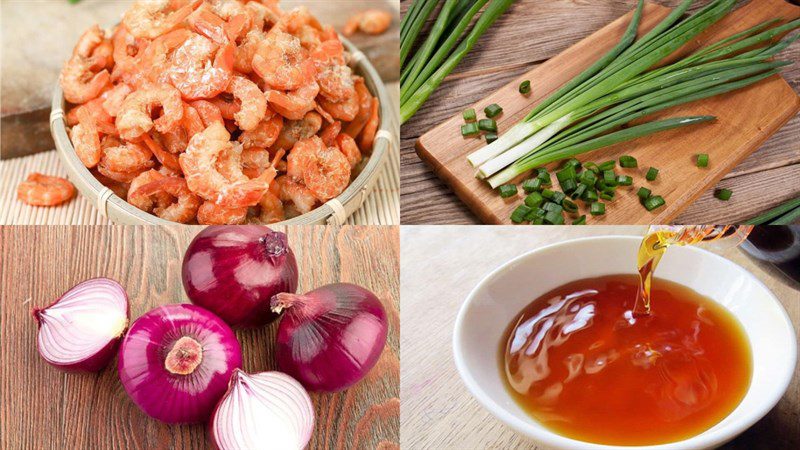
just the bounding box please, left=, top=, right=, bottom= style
left=501, top=275, right=752, bottom=446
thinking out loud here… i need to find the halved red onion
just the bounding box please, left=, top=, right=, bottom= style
left=32, top=277, right=129, bottom=372
left=272, top=283, right=388, bottom=392
left=182, top=225, right=298, bottom=328
left=118, top=304, right=242, bottom=424
left=211, top=369, right=315, bottom=450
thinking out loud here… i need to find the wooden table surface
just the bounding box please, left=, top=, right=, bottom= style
left=399, top=0, right=800, bottom=225
left=400, top=226, right=800, bottom=449
left=0, top=225, right=400, bottom=450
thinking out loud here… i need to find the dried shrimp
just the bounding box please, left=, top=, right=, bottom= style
left=57, top=0, right=381, bottom=224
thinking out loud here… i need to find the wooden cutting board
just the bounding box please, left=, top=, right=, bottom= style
left=416, top=0, right=800, bottom=225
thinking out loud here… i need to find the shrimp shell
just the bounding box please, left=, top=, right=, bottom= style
left=17, top=173, right=76, bottom=207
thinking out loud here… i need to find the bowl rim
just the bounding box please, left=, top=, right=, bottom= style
left=453, top=235, right=797, bottom=450
left=50, top=34, right=394, bottom=225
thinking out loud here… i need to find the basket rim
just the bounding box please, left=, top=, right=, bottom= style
left=51, top=33, right=394, bottom=226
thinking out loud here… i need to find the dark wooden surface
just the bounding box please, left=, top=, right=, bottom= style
left=0, top=225, right=400, bottom=450
left=400, top=0, right=800, bottom=225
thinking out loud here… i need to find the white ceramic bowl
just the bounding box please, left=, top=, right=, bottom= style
left=453, top=236, right=797, bottom=450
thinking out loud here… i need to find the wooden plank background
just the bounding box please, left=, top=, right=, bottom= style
left=400, top=0, right=800, bottom=225
left=400, top=225, right=800, bottom=449
left=0, top=225, right=400, bottom=450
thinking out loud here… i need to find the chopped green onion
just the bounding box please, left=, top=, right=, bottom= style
left=571, top=184, right=587, bottom=200
left=544, top=210, right=565, bottom=224
left=715, top=188, right=732, bottom=200
left=616, top=175, right=633, bottom=186
left=579, top=170, right=597, bottom=186
left=536, top=170, right=552, bottom=186
left=646, top=167, right=659, bottom=181
left=543, top=202, right=563, bottom=213
left=583, top=162, right=600, bottom=173
left=522, top=178, right=540, bottom=193
left=582, top=189, right=599, bottom=203
left=637, top=187, right=651, bottom=200
left=572, top=215, right=587, bottom=225
left=603, top=170, right=617, bottom=186
left=563, top=158, right=582, bottom=170
left=511, top=205, right=533, bottom=223
left=599, top=191, right=615, bottom=201
left=560, top=179, right=578, bottom=193
left=462, top=108, right=476, bottom=122
left=498, top=184, right=517, bottom=198
left=531, top=216, right=545, bottom=225
left=644, top=195, right=666, bottom=211
left=484, top=103, right=503, bottom=118
left=461, top=123, right=479, bottom=136
left=519, top=80, right=531, bottom=95
left=590, top=202, right=606, bottom=216
left=619, top=155, right=638, bottom=168
left=485, top=132, right=498, bottom=144
left=524, top=192, right=544, bottom=209
left=552, top=191, right=567, bottom=205
left=541, top=189, right=557, bottom=200
left=598, top=160, right=616, bottom=171
left=562, top=199, right=579, bottom=213
left=556, top=165, right=577, bottom=183
left=478, top=119, right=497, bottom=132
left=696, top=153, right=709, bottom=167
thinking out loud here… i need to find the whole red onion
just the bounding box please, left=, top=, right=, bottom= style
left=182, top=225, right=298, bottom=327
left=211, top=369, right=315, bottom=450
left=118, top=304, right=242, bottom=424
left=271, top=283, right=388, bottom=392
left=32, top=278, right=129, bottom=372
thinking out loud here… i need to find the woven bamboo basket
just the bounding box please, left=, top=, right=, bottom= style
left=51, top=36, right=394, bottom=225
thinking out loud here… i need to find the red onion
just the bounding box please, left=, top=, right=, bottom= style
left=272, top=283, right=388, bottom=392
left=32, top=278, right=129, bottom=372
left=118, top=304, right=242, bottom=424
left=211, top=369, right=315, bottom=449
left=182, top=225, right=298, bottom=328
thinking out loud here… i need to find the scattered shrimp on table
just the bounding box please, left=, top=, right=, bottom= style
left=17, top=174, right=76, bottom=207
left=57, top=0, right=382, bottom=224
left=343, top=10, right=392, bottom=36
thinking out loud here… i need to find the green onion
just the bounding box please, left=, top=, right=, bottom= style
left=696, top=153, right=709, bottom=167
left=463, top=108, right=477, bottom=122
left=637, top=187, right=651, bottom=200
left=714, top=188, right=732, bottom=200
left=571, top=184, right=587, bottom=200
left=563, top=158, right=582, bottom=170
left=582, top=189, right=599, bottom=203
left=562, top=199, right=579, bottom=213
left=524, top=192, right=544, bottom=208
left=616, top=175, right=633, bottom=186
left=461, top=123, right=479, bottom=136
left=478, top=119, right=497, bottom=132
left=556, top=165, right=577, bottom=183
left=579, top=170, right=597, bottom=186
left=519, top=80, right=531, bottom=95
left=542, top=189, right=557, bottom=200
left=552, top=191, right=567, bottom=205
left=484, top=103, right=503, bottom=118
left=644, top=195, right=666, bottom=211
left=619, top=155, right=638, bottom=168
left=583, top=162, right=600, bottom=173
left=603, top=170, right=618, bottom=186
left=523, top=178, right=544, bottom=192
left=511, top=204, right=533, bottom=223
left=598, top=160, right=616, bottom=171
left=498, top=184, right=518, bottom=198
left=544, top=209, right=565, bottom=224
left=745, top=196, right=800, bottom=225
left=543, top=202, right=563, bottom=213
left=560, top=179, right=578, bottom=193
left=590, top=202, right=606, bottom=215
left=599, top=191, right=615, bottom=201
left=485, top=132, right=498, bottom=144
left=646, top=167, right=659, bottom=181
left=572, top=215, right=587, bottom=225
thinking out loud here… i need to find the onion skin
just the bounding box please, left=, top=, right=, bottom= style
left=211, top=369, right=315, bottom=450
left=273, top=283, right=388, bottom=392
left=118, top=304, right=243, bottom=424
left=182, top=225, right=299, bottom=328
left=32, top=277, right=129, bottom=372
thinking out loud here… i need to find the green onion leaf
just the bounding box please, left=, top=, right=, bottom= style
left=461, top=123, right=479, bottom=136
left=590, top=202, right=606, bottom=216
left=714, top=188, right=732, bottom=200
left=478, top=119, right=498, bottom=132
left=572, top=215, right=587, bottom=225
left=463, top=108, right=477, bottom=122
left=637, top=187, right=651, bottom=200
left=644, top=195, right=666, bottom=211
left=519, top=80, right=531, bottom=95
left=619, top=155, right=638, bottom=168
left=498, top=184, right=518, bottom=198
left=616, top=175, right=633, bottom=186
left=524, top=192, right=544, bottom=208
left=484, top=103, right=503, bottom=118
left=696, top=153, right=709, bottom=167
left=511, top=204, right=533, bottom=223
left=646, top=167, right=659, bottom=181
left=598, top=160, right=616, bottom=171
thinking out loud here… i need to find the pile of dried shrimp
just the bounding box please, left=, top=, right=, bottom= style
left=59, top=0, right=380, bottom=224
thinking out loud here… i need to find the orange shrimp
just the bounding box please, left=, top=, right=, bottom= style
left=344, top=77, right=373, bottom=138
left=128, top=169, right=169, bottom=212
left=189, top=100, right=225, bottom=128
left=131, top=176, right=201, bottom=223
left=98, top=141, right=154, bottom=176
left=110, top=26, right=149, bottom=83
left=116, top=83, right=183, bottom=140
left=266, top=64, right=319, bottom=121
left=233, top=29, right=265, bottom=74
left=17, top=173, right=76, bottom=207
left=287, top=135, right=350, bottom=202
left=318, top=93, right=359, bottom=122
left=343, top=10, right=392, bottom=36
left=252, top=30, right=308, bottom=91
left=122, top=0, right=199, bottom=39
left=141, top=132, right=182, bottom=172
left=258, top=190, right=285, bottom=223
left=138, top=28, right=192, bottom=86
left=71, top=108, right=102, bottom=168
left=273, top=111, right=322, bottom=150
left=168, top=34, right=234, bottom=100
left=358, top=97, right=380, bottom=154
left=59, top=55, right=111, bottom=104
left=197, top=201, right=248, bottom=225
left=101, top=83, right=133, bottom=117
left=311, top=39, right=355, bottom=103
left=336, top=133, right=362, bottom=169
left=278, top=175, right=317, bottom=214
left=66, top=97, right=115, bottom=131
left=238, top=112, right=283, bottom=149
left=319, top=121, right=342, bottom=147
left=179, top=122, right=280, bottom=207
left=224, top=76, right=267, bottom=131
left=240, top=147, right=275, bottom=179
